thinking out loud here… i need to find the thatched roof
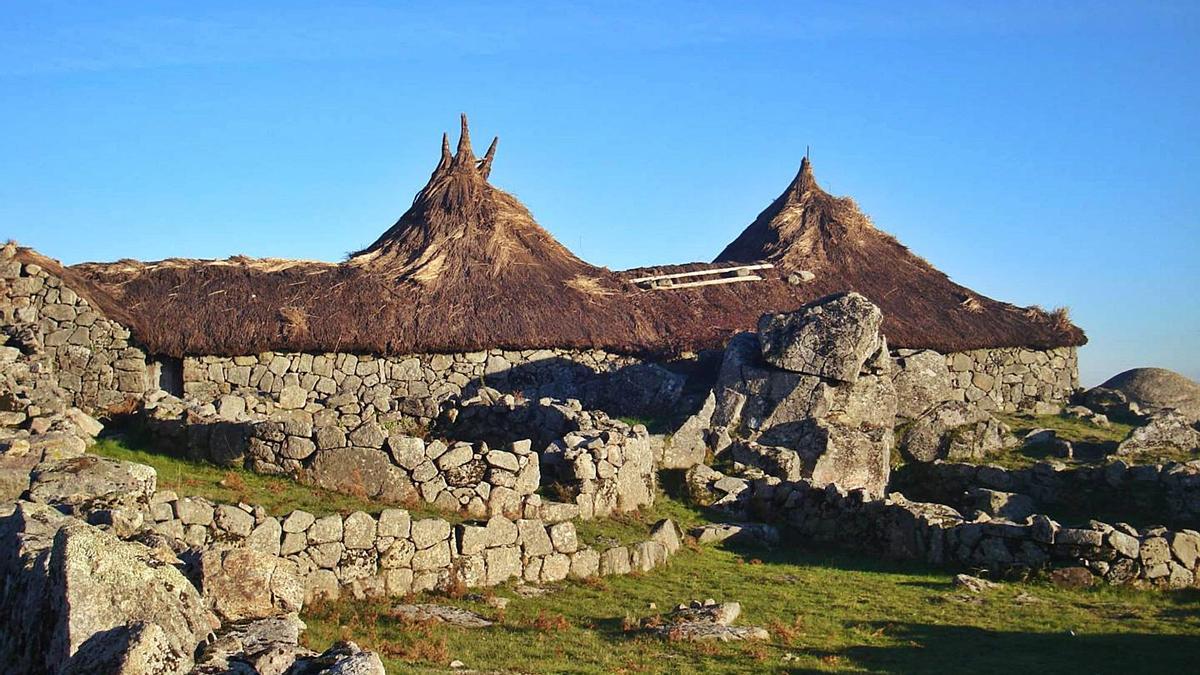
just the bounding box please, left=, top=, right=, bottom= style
left=67, top=116, right=673, bottom=358
left=57, top=121, right=1083, bottom=358
left=700, top=157, right=1087, bottom=352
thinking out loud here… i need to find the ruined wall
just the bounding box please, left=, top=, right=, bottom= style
left=146, top=491, right=683, bottom=602
left=141, top=391, right=657, bottom=520
left=944, top=346, right=1078, bottom=413
left=745, top=477, right=1200, bottom=589
left=892, top=459, right=1200, bottom=531
left=0, top=246, right=151, bottom=412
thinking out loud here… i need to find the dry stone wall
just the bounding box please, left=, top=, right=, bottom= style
left=145, top=490, right=682, bottom=602
left=1, top=246, right=150, bottom=412
left=893, top=459, right=1200, bottom=531
left=181, top=349, right=683, bottom=423
left=741, top=476, right=1200, bottom=589
left=943, top=346, right=1078, bottom=413
left=141, top=389, right=657, bottom=520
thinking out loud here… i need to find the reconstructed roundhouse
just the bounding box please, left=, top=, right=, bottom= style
left=5, top=116, right=1082, bottom=418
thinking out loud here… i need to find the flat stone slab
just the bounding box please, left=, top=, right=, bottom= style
left=391, top=604, right=493, bottom=628
left=652, top=623, right=770, bottom=642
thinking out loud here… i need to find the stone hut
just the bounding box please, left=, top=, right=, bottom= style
left=4, top=119, right=1084, bottom=424
left=624, top=157, right=1086, bottom=415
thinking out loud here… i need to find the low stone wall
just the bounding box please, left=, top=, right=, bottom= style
left=141, top=390, right=656, bottom=520
left=443, top=391, right=658, bottom=519
left=892, top=459, right=1200, bottom=531
left=1, top=246, right=151, bottom=412
left=943, top=346, right=1078, bottom=413
left=181, top=349, right=684, bottom=422
left=742, top=477, right=1200, bottom=588
left=146, top=491, right=682, bottom=602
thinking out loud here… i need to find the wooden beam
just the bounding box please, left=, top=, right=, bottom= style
left=629, top=263, right=773, bottom=284
left=647, top=275, right=763, bottom=290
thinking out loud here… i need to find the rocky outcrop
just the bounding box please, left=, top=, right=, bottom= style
left=26, top=455, right=156, bottom=523
left=644, top=600, right=769, bottom=642
left=1096, top=368, right=1200, bottom=421
left=900, top=401, right=1013, bottom=463
left=756, top=292, right=883, bottom=382
left=198, top=547, right=304, bottom=622
left=708, top=292, right=896, bottom=498
left=0, top=502, right=218, bottom=674
left=1117, top=412, right=1200, bottom=456
left=891, top=349, right=954, bottom=420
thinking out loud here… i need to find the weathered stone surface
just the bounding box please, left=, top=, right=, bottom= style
left=756, top=291, right=883, bottom=382
left=60, top=620, right=191, bottom=675
left=299, top=446, right=416, bottom=502
left=1117, top=412, right=1200, bottom=456
left=660, top=393, right=714, bottom=470
left=198, top=547, right=303, bottom=622
left=193, top=613, right=311, bottom=675
left=0, top=512, right=217, bottom=674
left=214, top=504, right=255, bottom=537
left=26, top=455, right=156, bottom=517
left=342, top=511, right=377, bottom=550
left=892, top=349, right=954, bottom=419
left=411, top=518, right=451, bottom=550
left=965, top=488, right=1036, bottom=522
left=901, top=401, right=992, bottom=463
left=286, top=640, right=385, bottom=675
left=391, top=604, right=493, bottom=628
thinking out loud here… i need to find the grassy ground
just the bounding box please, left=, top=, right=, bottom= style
left=987, top=413, right=1139, bottom=469
left=90, top=435, right=1200, bottom=672
left=301, top=539, right=1200, bottom=674
left=91, top=436, right=457, bottom=521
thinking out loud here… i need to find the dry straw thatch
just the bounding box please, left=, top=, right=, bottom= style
left=59, top=118, right=1084, bottom=358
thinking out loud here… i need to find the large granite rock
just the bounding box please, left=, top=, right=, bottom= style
left=26, top=455, right=157, bottom=533
left=659, top=393, right=714, bottom=470
left=891, top=349, right=954, bottom=420
left=299, top=446, right=418, bottom=503
left=193, top=613, right=313, bottom=675
left=198, top=547, right=304, bottom=622
left=708, top=294, right=896, bottom=497
left=756, top=291, right=883, bottom=382
left=0, top=503, right=218, bottom=674
left=901, top=401, right=1010, bottom=463
left=1096, top=368, right=1200, bottom=421
left=1117, top=412, right=1200, bottom=456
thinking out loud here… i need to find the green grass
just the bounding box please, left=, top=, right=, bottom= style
left=91, top=436, right=456, bottom=521
left=984, top=413, right=1139, bottom=469
left=573, top=493, right=708, bottom=549
left=300, top=538, right=1200, bottom=674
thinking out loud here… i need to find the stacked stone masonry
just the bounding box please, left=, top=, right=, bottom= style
left=893, top=459, right=1200, bottom=531
left=180, top=348, right=683, bottom=423
left=1, top=247, right=151, bottom=412
left=145, top=491, right=683, bottom=603
left=141, top=389, right=656, bottom=519
left=443, top=391, right=658, bottom=519
left=943, top=346, right=1078, bottom=413
left=742, top=476, right=1200, bottom=588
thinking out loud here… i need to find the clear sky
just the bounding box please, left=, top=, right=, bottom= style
left=2, top=1, right=1197, bottom=386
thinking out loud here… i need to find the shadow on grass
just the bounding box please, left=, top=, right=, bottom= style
left=840, top=622, right=1200, bottom=673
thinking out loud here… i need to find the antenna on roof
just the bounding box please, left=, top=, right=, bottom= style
left=806, top=145, right=810, bottom=161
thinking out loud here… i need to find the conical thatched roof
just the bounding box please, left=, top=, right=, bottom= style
left=67, top=116, right=668, bottom=357
left=705, top=156, right=1086, bottom=351
left=60, top=123, right=1083, bottom=359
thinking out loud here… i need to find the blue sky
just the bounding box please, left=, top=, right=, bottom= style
left=2, top=1, right=1197, bottom=385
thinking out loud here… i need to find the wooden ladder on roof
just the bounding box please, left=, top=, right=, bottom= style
left=630, top=263, right=774, bottom=290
